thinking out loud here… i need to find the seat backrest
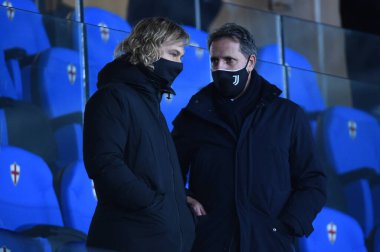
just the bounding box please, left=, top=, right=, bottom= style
left=0, top=145, right=63, bottom=230
left=161, top=26, right=211, bottom=130
left=31, top=47, right=83, bottom=118
left=0, top=228, right=52, bottom=252
left=0, top=0, right=50, bottom=101
left=60, top=160, right=97, bottom=234
left=0, top=0, right=50, bottom=54
left=54, top=123, right=83, bottom=170
left=25, top=47, right=84, bottom=170
left=298, top=207, right=367, bottom=252
left=0, top=50, right=20, bottom=99
left=318, top=106, right=380, bottom=174
left=256, top=44, right=325, bottom=113
left=0, top=98, right=57, bottom=166
left=374, top=227, right=380, bottom=252
left=318, top=106, right=380, bottom=236
left=0, top=108, right=7, bottom=145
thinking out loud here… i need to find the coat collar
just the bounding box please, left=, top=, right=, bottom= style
left=184, top=72, right=282, bottom=126
left=97, top=55, right=175, bottom=103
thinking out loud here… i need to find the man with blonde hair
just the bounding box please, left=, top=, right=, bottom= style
left=83, top=17, right=195, bottom=251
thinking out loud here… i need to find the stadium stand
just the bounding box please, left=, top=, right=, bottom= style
left=0, top=98, right=57, bottom=167
left=298, top=207, right=367, bottom=252
left=29, top=47, right=83, bottom=170
left=0, top=145, right=63, bottom=230
left=59, top=160, right=97, bottom=234
left=256, top=44, right=325, bottom=134
left=317, top=106, right=380, bottom=237
left=0, top=0, right=50, bottom=101
left=0, top=228, right=52, bottom=252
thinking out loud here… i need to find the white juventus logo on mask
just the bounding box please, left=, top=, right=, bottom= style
left=232, top=75, right=239, bottom=85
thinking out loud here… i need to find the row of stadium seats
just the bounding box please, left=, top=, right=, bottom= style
left=0, top=145, right=95, bottom=251
left=2, top=100, right=380, bottom=251
left=0, top=143, right=378, bottom=251
left=317, top=106, right=380, bottom=240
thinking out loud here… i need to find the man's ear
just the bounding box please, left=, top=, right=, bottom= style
left=248, top=55, right=257, bottom=71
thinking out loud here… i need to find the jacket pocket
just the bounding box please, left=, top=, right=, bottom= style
left=269, top=188, right=291, bottom=216
left=141, top=193, right=165, bottom=214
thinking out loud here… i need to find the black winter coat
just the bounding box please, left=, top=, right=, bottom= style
left=83, top=58, right=195, bottom=251
left=172, top=74, right=327, bottom=252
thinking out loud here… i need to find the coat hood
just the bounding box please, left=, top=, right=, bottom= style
left=97, top=55, right=175, bottom=97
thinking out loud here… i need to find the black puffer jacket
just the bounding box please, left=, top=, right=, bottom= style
left=83, top=57, right=195, bottom=251
left=172, top=72, right=327, bottom=252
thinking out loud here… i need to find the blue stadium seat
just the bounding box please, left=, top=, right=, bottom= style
left=257, top=44, right=325, bottom=111
left=54, top=124, right=83, bottom=169
left=0, top=50, right=21, bottom=99
left=182, top=25, right=208, bottom=49
left=30, top=47, right=83, bottom=170
left=0, top=0, right=50, bottom=101
left=1, top=1, right=84, bottom=170
left=0, top=145, right=63, bottom=230
left=59, top=160, right=97, bottom=234
left=0, top=228, right=51, bottom=252
left=76, top=6, right=131, bottom=96
left=374, top=227, right=380, bottom=252
left=256, top=44, right=325, bottom=133
left=298, top=207, right=367, bottom=252
left=161, top=26, right=211, bottom=130
left=0, top=98, right=58, bottom=168
left=0, top=0, right=49, bottom=54
left=32, top=48, right=83, bottom=118
left=0, top=108, right=7, bottom=145
left=317, top=106, right=380, bottom=237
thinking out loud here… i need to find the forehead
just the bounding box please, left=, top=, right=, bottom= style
left=161, top=39, right=185, bottom=52
left=210, top=37, right=243, bottom=57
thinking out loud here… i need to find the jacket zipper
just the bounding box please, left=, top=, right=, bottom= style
left=232, top=103, right=265, bottom=252
left=157, top=104, right=183, bottom=251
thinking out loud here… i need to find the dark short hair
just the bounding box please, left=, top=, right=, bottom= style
left=208, top=23, right=257, bottom=57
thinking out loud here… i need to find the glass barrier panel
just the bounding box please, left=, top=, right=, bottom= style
left=210, top=2, right=281, bottom=53
left=83, top=23, right=130, bottom=97
left=283, top=16, right=380, bottom=87
left=0, top=7, right=85, bottom=173
left=255, top=60, right=287, bottom=97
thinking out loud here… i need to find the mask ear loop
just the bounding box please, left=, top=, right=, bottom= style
left=245, top=55, right=252, bottom=73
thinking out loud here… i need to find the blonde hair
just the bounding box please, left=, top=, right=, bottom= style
left=114, top=17, right=189, bottom=69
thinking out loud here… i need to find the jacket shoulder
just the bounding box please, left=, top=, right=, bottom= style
left=274, top=97, right=305, bottom=112
left=85, top=82, right=132, bottom=114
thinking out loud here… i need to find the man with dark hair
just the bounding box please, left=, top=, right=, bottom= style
left=172, top=23, right=327, bottom=252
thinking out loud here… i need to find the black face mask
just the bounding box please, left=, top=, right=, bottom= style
left=212, top=58, right=250, bottom=99
left=152, top=58, right=183, bottom=86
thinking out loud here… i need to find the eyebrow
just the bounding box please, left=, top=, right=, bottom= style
left=210, top=56, right=237, bottom=61
left=169, top=49, right=184, bottom=56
